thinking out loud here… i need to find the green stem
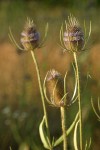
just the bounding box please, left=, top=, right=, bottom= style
left=31, top=50, right=52, bottom=149
left=60, top=107, right=67, bottom=150
left=73, top=52, right=83, bottom=150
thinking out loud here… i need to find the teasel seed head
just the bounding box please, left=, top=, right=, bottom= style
left=63, top=15, right=84, bottom=52
left=21, top=18, right=40, bottom=51
left=46, top=69, right=65, bottom=107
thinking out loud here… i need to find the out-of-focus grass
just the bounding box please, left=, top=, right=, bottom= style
left=0, top=1, right=100, bottom=150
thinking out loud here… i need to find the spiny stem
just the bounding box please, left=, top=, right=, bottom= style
left=60, top=107, right=67, bottom=150
left=31, top=50, right=52, bottom=149
left=73, top=52, right=83, bottom=150
left=31, top=51, right=47, bottom=124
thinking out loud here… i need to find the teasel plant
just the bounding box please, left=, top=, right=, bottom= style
left=9, top=17, right=80, bottom=150
left=8, top=18, right=53, bottom=150
left=59, top=14, right=92, bottom=150
left=45, top=69, right=67, bottom=150
left=43, top=69, right=80, bottom=150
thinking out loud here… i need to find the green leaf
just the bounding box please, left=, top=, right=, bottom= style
left=71, top=63, right=78, bottom=103
left=64, top=71, right=68, bottom=103
left=9, top=147, right=12, bottom=150
left=54, top=112, right=79, bottom=147
left=88, top=138, right=92, bottom=149
left=8, top=27, right=25, bottom=51
left=39, top=116, right=51, bottom=149
left=91, top=97, right=100, bottom=121
left=43, top=72, right=51, bottom=104
left=39, top=23, right=48, bottom=47
left=82, top=21, right=92, bottom=50
left=98, top=97, right=100, bottom=111
left=85, top=140, right=88, bottom=150
left=73, top=120, right=79, bottom=150
left=85, top=138, right=91, bottom=150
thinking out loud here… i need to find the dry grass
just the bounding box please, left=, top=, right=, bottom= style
left=0, top=41, right=99, bottom=104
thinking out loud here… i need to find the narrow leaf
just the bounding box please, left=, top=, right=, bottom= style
left=88, top=138, right=92, bottom=149
left=98, top=98, right=100, bottom=111
left=39, top=23, right=48, bottom=47
left=85, top=137, right=92, bottom=150
left=85, top=140, right=88, bottom=150
left=91, top=98, right=100, bottom=120
left=64, top=71, right=68, bottom=102
left=39, top=116, right=50, bottom=149
left=9, top=147, right=12, bottom=150
left=9, top=27, right=25, bottom=51
left=43, top=72, right=51, bottom=104
left=54, top=112, right=79, bottom=147
left=71, top=63, right=78, bottom=103
left=73, top=120, right=79, bottom=150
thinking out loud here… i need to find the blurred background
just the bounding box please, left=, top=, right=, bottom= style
left=0, top=0, right=100, bottom=150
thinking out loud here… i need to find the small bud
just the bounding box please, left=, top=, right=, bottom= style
left=46, top=69, right=65, bottom=107
left=63, top=16, right=84, bottom=52
left=21, top=18, right=40, bottom=51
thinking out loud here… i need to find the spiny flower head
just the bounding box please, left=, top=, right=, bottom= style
left=63, top=15, right=84, bottom=52
left=46, top=69, right=65, bottom=107
left=21, top=18, right=40, bottom=51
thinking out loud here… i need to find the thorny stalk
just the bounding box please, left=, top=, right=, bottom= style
left=31, top=50, right=52, bottom=150
left=73, top=52, right=83, bottom=150
left=60, top=107, right=67, bottom=150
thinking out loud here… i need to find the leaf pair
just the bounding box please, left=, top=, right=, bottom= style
left=39, top=112, right=79, bottom=149
left=39, top=116, right=52, bottom=149
left=73, top=119, right=91, bottom=150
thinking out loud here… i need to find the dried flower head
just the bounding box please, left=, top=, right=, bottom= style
left=61, top=15, right=85, bottom=52
left=46, top=69, right=65, bottom=107
left=21, top=18, right=40, bottom=51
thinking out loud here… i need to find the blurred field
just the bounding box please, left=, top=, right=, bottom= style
left=0, top=0, right=100, bottom=150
